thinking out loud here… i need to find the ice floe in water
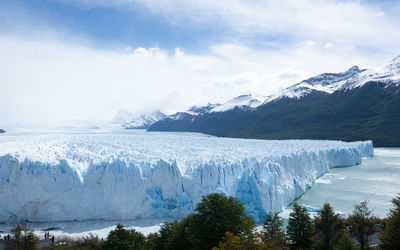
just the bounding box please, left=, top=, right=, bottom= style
left=314, top=179, right=332, bottom=184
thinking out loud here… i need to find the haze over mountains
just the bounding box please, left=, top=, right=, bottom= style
left=148, top=55, right=400, bottom=146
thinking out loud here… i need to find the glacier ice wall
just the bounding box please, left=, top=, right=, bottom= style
left=0, top=130, right=373, bottom=222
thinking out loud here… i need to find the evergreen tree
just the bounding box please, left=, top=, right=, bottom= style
left=287, top=203, right=313, bottom=249
left=157, top=221, right=180, bottom=250
left=262, top=212, right=285, bottom=246
left=189, top=193, right=255, bottom=250
left=102, top=224, right=145, bottom=250
left=313, top=203, right=344, bottom=250
left=380, top=195, right=400, bottom=249
left=348, top=201, right=375, bottom=250
left=157, top=218, right=194, bottom=250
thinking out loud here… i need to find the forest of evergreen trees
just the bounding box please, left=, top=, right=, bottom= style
left=2, top=193, right=400, bottom=250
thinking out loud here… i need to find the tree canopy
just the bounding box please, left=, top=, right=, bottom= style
left=313, top=203, right=344, bottom=250
left=188, top=193, right=255, bottom=250
left=102, top=224, right=146, bottom=250
left=348, top=201, right=375, bottom=250
left=380, top=195, right=400, bottom=249
left=287, top=203, right=313, bottom=249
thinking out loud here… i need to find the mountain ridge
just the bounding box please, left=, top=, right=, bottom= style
left=149, top=55, right=400, bottom=146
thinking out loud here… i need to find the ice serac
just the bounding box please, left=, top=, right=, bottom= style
left=0, top=131, right=373, bottom=222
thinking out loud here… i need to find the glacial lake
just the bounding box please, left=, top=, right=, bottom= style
left=292, top=148, right=400, bottom=219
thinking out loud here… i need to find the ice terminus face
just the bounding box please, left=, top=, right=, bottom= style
left=0, top=129, right=373, bottom=222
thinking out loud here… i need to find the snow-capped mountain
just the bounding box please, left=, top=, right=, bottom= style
left=168, top=54, right=399, bottom=111
left=149, top=55, right=400, bottom=146
left=343, top=56, right=400, bottom=89
left=165, top=94, right=265, bottom=121
left=385, top=54, right=400, bottom=74
left=263, top=56, right=400, bottom=103
left=263, top=66, right=365, bottom=103
left=153, top=66, right=366, bottom=121
left=112, top=109, right=135, bottom=125
left=211, top=94, right=265, bottom=112
left=113, top=109, right=166, bottom=129
left=187, top=103, right=221, bottom=115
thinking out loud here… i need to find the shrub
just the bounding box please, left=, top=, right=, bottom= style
left=102, top=224, right=145, bottom=250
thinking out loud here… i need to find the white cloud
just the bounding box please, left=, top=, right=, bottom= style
left=1, top=32, right=393, bottom=128
left=1, top=0, right=399, bottom=127
left=60, top=0, right=400, bottom=53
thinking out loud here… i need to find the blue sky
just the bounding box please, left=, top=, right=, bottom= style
left=1, top=0, right=229, bottom=51
left=15, top=1, right=207, bottom=49
left=1, top=0, right=400, bottom=126
left=4, top=0, right=398, bottom=53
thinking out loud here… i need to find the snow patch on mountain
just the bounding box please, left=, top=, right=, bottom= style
left=260, top=55, right=400, bottom=105
left=165, top=94, right=265, bottom=118
left=211, top=94, right=265, bottom=112
left=0, top=129, right=373, bottom=222
left=164, top=94, right=265, bottom=119
left=263, top=66, right=365, bottom=103
left=387, top=55, right=400, bottom=74
left=112, top=109, right=135, bottom=125
left=187, top=103, right=221, bottom=115
left=344, top=56, right=400, bottom=89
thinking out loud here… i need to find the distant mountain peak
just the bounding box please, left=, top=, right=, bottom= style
left=211, top=94, right=265, bottom=113
left=302, top=65, right=364, bottom=87
left=262, top=66, right=364, bottom=103
left=187, top=103, right=220, bottom=115
left=390, top=54, right=400, bottom=63
left=112, top=109, right=135, bottom=124
left=150, top=110, right=166, bottom=118
left=387, top=54, right=400, bottom=73
left=343, top=55, right=400, bottom=90
left=112, top=109, right=166, bottom=129
left=348, top=65, right=361, bottom=72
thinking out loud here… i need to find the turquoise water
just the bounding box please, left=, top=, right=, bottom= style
left=293, top=148, right=400, bottom=218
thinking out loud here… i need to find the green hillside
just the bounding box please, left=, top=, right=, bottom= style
left=149, top=82, right=400, bottom=147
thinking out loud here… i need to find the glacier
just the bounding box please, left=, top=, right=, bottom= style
left=0, top=129, right=373, bottom=222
